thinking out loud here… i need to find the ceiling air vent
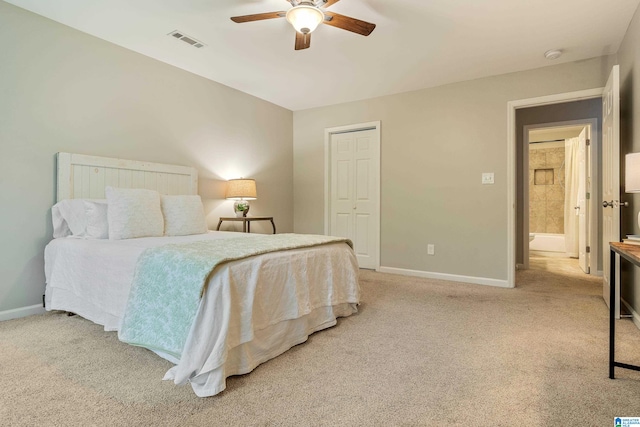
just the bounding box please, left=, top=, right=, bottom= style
left=168, top=30, right=206, bottom=49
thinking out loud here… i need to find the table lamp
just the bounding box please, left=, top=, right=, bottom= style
left=226, top=178, right=257, bottom=217
left=626, top=153, right=640, bottom=228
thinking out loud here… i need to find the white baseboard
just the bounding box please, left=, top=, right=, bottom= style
left=621, top=298, right=640, bottom=331
left=593, top=270, right=603, bottom=277
left=378, top=266, right=511, bottom=288
left=0, top=304, right=46, bottom=322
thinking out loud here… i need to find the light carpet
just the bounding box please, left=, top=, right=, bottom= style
left=2, top=258, right=640, bottom=426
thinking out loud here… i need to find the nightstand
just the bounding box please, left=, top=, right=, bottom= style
left=216, top=216, right=276, bottom=234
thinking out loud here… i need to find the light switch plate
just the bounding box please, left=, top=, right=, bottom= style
left=482, top=172, right=495, bottom=184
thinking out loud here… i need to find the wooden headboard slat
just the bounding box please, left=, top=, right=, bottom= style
left=56, top=152, right=198, bottom=202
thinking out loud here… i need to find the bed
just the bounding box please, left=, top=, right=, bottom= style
left=44, top=153, right=360, bottom=397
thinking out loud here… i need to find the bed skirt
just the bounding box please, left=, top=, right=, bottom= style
left=163, top=302, right=358, bottom=397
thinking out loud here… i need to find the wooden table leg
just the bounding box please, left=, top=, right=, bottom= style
left=243, top=220, right=247, bottom=233
left=270, top=219, right=276, bottom=234
left=216, top=219, right=223, bottom=231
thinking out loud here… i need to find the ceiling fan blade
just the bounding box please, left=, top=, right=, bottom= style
left=318, top=0, right=341, bottom=7
left=323, top=12, right=376, bottom=36
left=230, top=12, right=285, bottom=23
left=295, top=31, right=311, bottom=50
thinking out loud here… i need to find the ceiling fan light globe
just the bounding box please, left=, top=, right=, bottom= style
left=286, top=5, right=324, bottom=34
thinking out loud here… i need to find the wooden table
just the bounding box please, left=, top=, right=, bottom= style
left=609, top=242, right=640, bottom=378
left=216, top=216, right=276, bottom=234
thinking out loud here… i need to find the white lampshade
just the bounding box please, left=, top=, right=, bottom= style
left=226, top=179, right=257, bottom=200
left=626, top=153, right=640, bottom=193
left=286, top=5, right=324, bottom=34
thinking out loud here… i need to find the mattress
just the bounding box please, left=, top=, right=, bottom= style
left=44, top=231, right=360, bottom=396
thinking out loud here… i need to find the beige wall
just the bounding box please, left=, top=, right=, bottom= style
left=0, top=2, right=293, bottom=314
left=2, top=0, right=634, bottom=315
left=294, top=56, right=615, bottom=282
left=618, top=3, right=640, bottom=316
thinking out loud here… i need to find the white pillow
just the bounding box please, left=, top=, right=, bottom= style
left=106, top=187, right=164, bottom=240
left=161, top=195, right=207, bottom=236
left=52, top=199, right=85, bottom=238
left=51, top=199, right=107, bottom=238
left=84, top=200, right=109, bottom=239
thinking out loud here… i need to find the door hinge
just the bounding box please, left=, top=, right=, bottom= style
left=586, top=246, right=591, bottom=253
left=586, top=139, right=591, bottom=146
left=586, top=192, right=590, bottom=199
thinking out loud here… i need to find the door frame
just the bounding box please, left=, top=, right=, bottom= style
left=324, top=121, right=381, bottom=270
left=522, top=119, right=598, bottom=272
left=507, top=89, right=603, bottom=287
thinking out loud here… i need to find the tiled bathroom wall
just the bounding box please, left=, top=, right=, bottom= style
left=529, top=145, right=565, bottom=234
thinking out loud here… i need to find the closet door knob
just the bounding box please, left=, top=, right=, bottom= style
left=603, top=201, right=613, bottom=208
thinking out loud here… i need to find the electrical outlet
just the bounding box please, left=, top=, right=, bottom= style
left=427, top=244, right=435, bottom=255
left=482, top=172, right=495, bottom=184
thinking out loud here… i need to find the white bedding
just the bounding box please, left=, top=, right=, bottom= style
left=44, top=231, right=360, bottom=397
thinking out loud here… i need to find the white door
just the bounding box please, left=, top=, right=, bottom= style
left=602, top=65, right=620, bottom=317
left=577, top=127, right=589, bottom=273
left=330, top=129, right=379, bottom=269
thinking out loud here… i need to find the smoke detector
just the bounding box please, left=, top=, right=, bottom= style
left=544, top=49, right=563, bottom=60
left=168, top=30, right=206, bottom=49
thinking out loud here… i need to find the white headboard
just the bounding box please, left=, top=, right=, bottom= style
left=56, top=152, right=198, bottom=202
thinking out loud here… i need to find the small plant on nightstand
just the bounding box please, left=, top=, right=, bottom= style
left=235, top=202, right=249, bottom=217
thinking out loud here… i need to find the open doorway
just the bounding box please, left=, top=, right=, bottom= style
left=524, top=121, right=596, bottom=274
left=511, top=96, right=603, bottom=286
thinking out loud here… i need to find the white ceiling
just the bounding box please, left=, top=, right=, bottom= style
left=6, top=0, right=640, bottom=111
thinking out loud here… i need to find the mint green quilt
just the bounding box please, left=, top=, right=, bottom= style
left=118, top=233, right=353, bottom=358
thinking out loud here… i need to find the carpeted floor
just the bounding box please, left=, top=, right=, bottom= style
left=2, top=258, right=640, bottom=426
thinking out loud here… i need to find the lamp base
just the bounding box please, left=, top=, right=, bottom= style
left=233, top=200, right=250, bottom=217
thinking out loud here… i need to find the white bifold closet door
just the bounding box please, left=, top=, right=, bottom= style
left=330, top=129, right=379, bottom=269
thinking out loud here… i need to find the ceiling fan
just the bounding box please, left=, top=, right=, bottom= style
left=230, top=0, right=376, bottom=51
